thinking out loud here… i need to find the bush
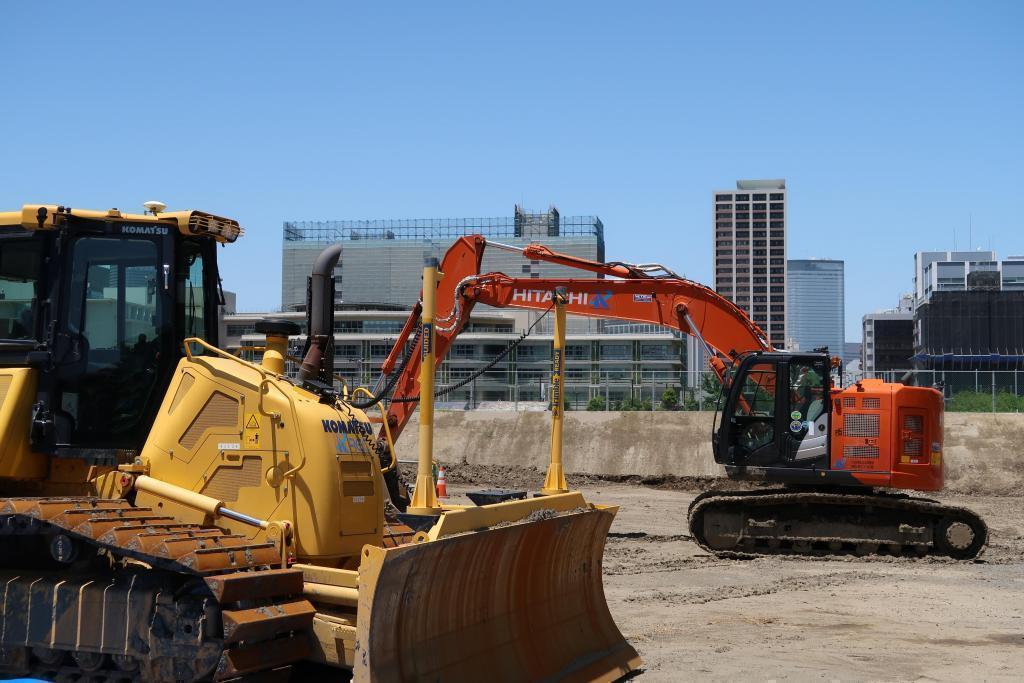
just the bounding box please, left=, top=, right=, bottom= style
left=586, top=396, right=606, bottom=411
left=948, top=390, right=1023, bottom=412
left=660, top=387, right=679, bottom=410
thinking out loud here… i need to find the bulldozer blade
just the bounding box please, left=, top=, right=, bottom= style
left=354, top=503, right=640, bottom=682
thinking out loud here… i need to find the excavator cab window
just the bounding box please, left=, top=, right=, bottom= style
left=722, top=360, right=780, bottom=465
left=785, top=357, right=830, bottom=463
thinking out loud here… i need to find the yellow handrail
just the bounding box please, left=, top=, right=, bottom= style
left=184, top=337, right=269, bottom=378
left=352, top=387, right=397, bottom=474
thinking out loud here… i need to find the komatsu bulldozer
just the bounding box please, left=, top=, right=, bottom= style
left=0, top=205, right=640, bottom=682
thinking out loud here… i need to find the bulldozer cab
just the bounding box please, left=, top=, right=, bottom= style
left=714, top=351, right=832, bottom=470
left=0, top=206, right=230, bottom=456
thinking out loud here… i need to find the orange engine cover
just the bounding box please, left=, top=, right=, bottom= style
left=830, top=379, right=944, bottom=492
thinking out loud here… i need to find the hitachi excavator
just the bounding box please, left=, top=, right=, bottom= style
left=369, top=235, right=987, bottom=560
left=0, top=205, right=641, bottom=682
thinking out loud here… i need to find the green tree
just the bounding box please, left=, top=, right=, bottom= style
left=698, top=372, right=724, bottom=410
left=682, top=391, right=699, bottom=411
left=660, top=387, right=679, bottom=411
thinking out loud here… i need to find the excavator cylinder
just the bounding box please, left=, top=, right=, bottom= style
left=408, top=257, right=442, bottom=515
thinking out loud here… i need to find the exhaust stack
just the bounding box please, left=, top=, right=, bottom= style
left=299, top=244, right=342, bottom=382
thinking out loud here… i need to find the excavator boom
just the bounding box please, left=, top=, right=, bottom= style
left=379, top=236, right=770, bottom=445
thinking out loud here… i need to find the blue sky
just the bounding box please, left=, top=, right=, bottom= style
left=2, top=2, right=1021, bottom=340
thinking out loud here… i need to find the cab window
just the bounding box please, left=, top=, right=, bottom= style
left=734, top=363, right=776, bottom=417
left=62, top=236, right=162, bottom=445
left=178, top=240, right=209, bottom=341
left=790, top=361, right=825, bottom=421
left=0, top=239, right=42, bottom=340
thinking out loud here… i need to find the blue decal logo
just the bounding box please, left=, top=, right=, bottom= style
left=591, top=291, right=612, bottom=309
left=834, top=458, right=845, bottom=470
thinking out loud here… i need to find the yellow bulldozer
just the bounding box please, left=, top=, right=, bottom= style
left=0, top=204, right=640, bottom=681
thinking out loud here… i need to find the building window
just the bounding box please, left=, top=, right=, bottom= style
left=753, top=203, right=766, bottom=210
left=753, top=193, right=766, bottom=200
left=521, top=265, right=531, bottom=273
left=600, top=343, right=631, bottom=360
left=770, top=212, right=784, bottom=219
left=736, top=194, right=750, bottom=201
left=753, top=212, right=766, bottom=219
left=716, top=194, right=733, bottom=202
left=770, top=193, right=784, bottom=200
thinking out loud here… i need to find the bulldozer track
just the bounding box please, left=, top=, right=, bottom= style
left=687, top=490, right=988, bottom=560
left=0, top=496, right=314, bottom=682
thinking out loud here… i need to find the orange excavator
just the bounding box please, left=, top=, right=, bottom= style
left=362, top=235, right=987, bottom=559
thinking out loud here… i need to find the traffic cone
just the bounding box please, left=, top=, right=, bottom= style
left=436, top=465, right=449, bottom=499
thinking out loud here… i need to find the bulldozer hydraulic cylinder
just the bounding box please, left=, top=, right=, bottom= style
left=134, top=475, right=269, bottom=528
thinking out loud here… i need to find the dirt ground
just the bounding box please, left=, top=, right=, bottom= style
left=446, top=471, right=1024, bottom=682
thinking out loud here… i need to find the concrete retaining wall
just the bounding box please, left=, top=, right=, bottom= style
left=401, top=411, right=1024, bottom=494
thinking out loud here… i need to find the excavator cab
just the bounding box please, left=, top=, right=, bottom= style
left=713, top=351, right=832, bottom=472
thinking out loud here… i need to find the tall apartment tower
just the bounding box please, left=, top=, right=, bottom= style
left=712, top=179, right=787, bottom=348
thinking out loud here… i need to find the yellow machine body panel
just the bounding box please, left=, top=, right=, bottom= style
left=136, top=354, right=384, bottom=564
left=0, top=368, right=45, bottom=480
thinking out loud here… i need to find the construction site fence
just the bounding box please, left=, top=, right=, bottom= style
left=360, top=368, right=1024, bottom=413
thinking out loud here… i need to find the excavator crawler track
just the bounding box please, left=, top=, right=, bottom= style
left=687, top=489, right=988, bottom=559
left=0, top=497, right=314, bottom=682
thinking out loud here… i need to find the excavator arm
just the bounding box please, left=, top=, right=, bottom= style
left=376, top=237, right=772, bottom=449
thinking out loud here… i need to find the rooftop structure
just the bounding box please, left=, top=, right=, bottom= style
left=914, top=250, right=1024, bottom=305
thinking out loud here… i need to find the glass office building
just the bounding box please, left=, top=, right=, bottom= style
left=786, top=259, right=845, bottom=361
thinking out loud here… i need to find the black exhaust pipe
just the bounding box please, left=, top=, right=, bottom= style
left=298, top=244, right=341, bottom=382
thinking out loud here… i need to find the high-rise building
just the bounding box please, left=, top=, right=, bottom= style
left=712, top=179, right=787, bottom=348
left=281, top=206, right=604, bottom=311
left=911, top=250, right=1024, bottom=372
left=786, top=259, right=844, bottom=360
left=862, top=294, right=914, bottom=375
